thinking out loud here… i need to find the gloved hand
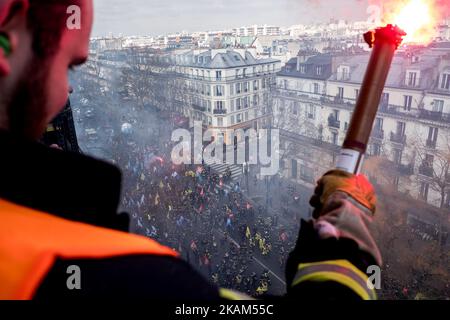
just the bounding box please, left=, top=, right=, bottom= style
left=308, top=170, right=381, bottom=266
left=309, top=170, right=376, bottom=217
left=285, top=170, right=382, bottom=292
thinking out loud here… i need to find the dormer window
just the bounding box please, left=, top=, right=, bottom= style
left=300, top=65, right=306, bottom=73
left=338, top=66, right=350, bottom=80
left=316, top=66, right=323, bottom=76
left=406, top=70, right=419, bottom=87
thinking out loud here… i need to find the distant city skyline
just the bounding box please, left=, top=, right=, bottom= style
left=93, top=0, right=370, bottom=37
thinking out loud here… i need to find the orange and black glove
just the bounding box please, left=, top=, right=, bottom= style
left=308, top=170, right=381, bottom=266
left=310, top=169, right=376, bottom=217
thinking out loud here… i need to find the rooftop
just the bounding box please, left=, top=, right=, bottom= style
left=177, top=50, right=279, bottom=69
left=277, top=54, right=333, bottom=80
left=278, top=44, right=450, bottom=91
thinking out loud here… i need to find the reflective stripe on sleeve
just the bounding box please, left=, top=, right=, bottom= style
left=219, top=288, right=255, bottom=300
left=291, top=259, right=377, bottom=300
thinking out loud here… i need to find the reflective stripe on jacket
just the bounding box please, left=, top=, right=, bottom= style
left=291, top=259, right=377, bottom=300
left=0, top=199, right=178, bottom=300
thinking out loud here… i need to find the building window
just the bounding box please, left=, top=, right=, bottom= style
left=253, top=94, right=259, bottom=106
left=403, top=95, right=413, bottom=111
left=331, top=132, right=338, bottom=145
left=291, top=159, right=298, bottom=179
left=427, top=126, right=438, bottom=148
left=231, top=116, right=235, bottom=125
left=300, top=165, right=314, bottom=183
left=235, top=69, right=240, bottom=79
left=393, top=148, right=402, bottom=164
left=445, top=191, right=450, bottom=209
left=230, top=84, right=234, bottom=96
left=216, top=71, right=222, bottom=81
left=433, top=99, right=444, bottom=113
left=337, top=87, right=344, bottom=100
left=375, top=117, right=384, bottom=131
left=215, top=85, right=224, bottom=96
left=338, top=66, right=350, bottom=80
left=237, top=114, right=242, bottom=123
left=307, top=104, right=316, bottom=119
left=332, top=109, right=340, bottom=121
left=236, top=83, right=242, bottom=94
left=278, top=100, right=285, bottom=113
left=215, top=101, right=224, bottom=110
left=300, top=65, right=306, bottom=74
left=407, top=71, right=418, bottom=87
left=253, top=80, right=259, bottom=91
left=244, top=96, right=250, bottom=108
left=292, top=102, right=299, bottom=115
left=245, top=111, right=249, bottom=121
left=244, top=82, right=249, bottom=93
left=207, top=100, right=211, bottom=112
left=313, top=83, right=319, bottom=94
left=392, top=176, right=400, bottom=188
left=380, top=92, right=389, bottom=108
left=441, top=73, right=450, bottom=90
left=236, top=99, right=241, bottom=110
left=394, top=123, right=406, bottom=143
left=371, top=143, right=381, bottom=156
left=230, top=100, right=235, bottom=112
left=419, top=182, right=429, bottom=201
left=316, top=66, right=323, bottom=76
left=424, top=154, right=434, bottom=168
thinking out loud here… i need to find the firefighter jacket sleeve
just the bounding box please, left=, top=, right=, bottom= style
left=285, top=170, right=381, bottom=300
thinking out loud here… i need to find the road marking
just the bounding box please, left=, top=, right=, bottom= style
left=218, top=229, right=286, bottom=286
left=253, top=257, right=286, bottom=286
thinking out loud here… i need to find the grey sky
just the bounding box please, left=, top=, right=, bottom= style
left=92, top=0, right=369, bottom=37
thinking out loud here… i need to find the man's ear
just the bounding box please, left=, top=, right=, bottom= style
left=0, top=33, right=11, bottom=75
left=0, top=0, right=30, bottom=76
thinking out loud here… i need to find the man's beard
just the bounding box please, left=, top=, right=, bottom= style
left=7, top=57, right=51, bottom=140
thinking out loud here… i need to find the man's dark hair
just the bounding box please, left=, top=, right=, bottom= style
left=27, top=0, right=82, bottom=59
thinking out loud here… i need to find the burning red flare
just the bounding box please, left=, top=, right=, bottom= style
left=376, top=0, right=450, bottom=44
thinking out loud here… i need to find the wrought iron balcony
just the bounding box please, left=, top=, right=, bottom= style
left=419, top=109, right=448, bottom=122
left=213, top=109, right=227, bottom=115
left=397, top=163, right=414, bottom=175
left=390, top=132, right=407, bottom=144
left=418, top=165, right=433, bottom=177
left=328, top=118, right=341, bottom=129
left=192, top=104, right=206, bottom=112
left=426, top=139, right=437, bottom=149
left=372, top=129, right=384, bottom=140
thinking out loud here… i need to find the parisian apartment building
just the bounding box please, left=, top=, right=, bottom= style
left=274, top=44, right=450, bottom=210
left=168, top=49, right=282, bottom=142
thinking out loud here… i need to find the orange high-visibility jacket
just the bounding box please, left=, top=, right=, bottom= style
left=0, top=199, right=178, bottom=300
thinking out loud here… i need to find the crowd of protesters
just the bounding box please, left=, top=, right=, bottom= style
left=107, top=124, right=297, bottom=296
